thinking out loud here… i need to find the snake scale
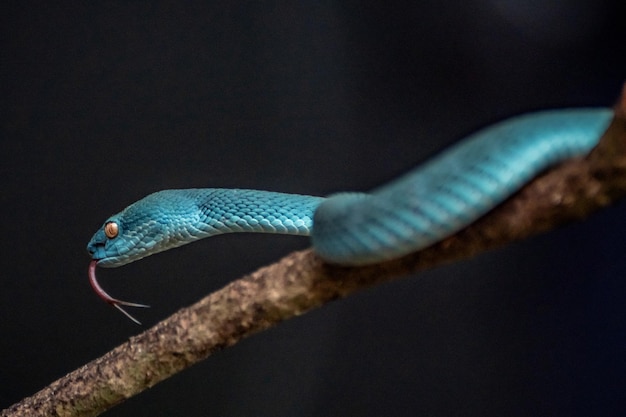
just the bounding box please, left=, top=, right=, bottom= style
left=87, top=108, right=612, bottom=323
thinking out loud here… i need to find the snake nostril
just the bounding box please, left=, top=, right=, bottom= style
left=87, top=242, right=102, bottom=257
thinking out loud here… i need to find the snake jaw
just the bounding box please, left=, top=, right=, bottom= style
left=88, top=260, right=149, bottom=325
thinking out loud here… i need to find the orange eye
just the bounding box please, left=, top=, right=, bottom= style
left=104, top=222, right=119, bottom=239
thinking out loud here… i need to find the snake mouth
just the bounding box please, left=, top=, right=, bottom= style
left=88, top=260, right=149, bottom=325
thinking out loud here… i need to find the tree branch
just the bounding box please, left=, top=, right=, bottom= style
left=4, top=84, right=626, bottom=417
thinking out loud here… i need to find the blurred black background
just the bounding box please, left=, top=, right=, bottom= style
left=2, top=1, right=625, bottom=416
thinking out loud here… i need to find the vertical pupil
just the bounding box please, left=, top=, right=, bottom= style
left=105, top=222, right=118, bottom=238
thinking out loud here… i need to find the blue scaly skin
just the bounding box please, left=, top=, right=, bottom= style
left=88, top=188, right=324, bottom=267
left=86, top=108, right=612, bottom=322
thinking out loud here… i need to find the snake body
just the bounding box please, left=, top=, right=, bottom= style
left=86, top=108, right=612, bottom=321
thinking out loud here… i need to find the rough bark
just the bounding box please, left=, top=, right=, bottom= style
left=3, top=84, right=626, bottom=417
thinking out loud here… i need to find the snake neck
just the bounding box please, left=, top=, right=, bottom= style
left=191, top=188, right=324, bottom=237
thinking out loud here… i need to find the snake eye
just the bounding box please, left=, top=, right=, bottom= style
left=104, top=222, right=119, bottom=239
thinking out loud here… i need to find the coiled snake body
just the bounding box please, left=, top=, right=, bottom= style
left=87, top=108, right=612, bottom=322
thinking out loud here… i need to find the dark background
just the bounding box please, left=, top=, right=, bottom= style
left=2, top=1, right=625, bottom=416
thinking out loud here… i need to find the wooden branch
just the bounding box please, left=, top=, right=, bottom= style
left=4, top=84, right=626, bottom=417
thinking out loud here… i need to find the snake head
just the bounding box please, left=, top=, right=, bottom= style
left=86, top=213, right=165, bottom=268
left=86, top=191, right=195, bottom=267
left=86, top=190, right=211, bottom=323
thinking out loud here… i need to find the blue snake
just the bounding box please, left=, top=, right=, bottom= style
left=87, top=108, right=612, bottom=323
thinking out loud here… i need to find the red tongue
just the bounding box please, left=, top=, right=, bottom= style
left=88, top=259, right=149, bottom=325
